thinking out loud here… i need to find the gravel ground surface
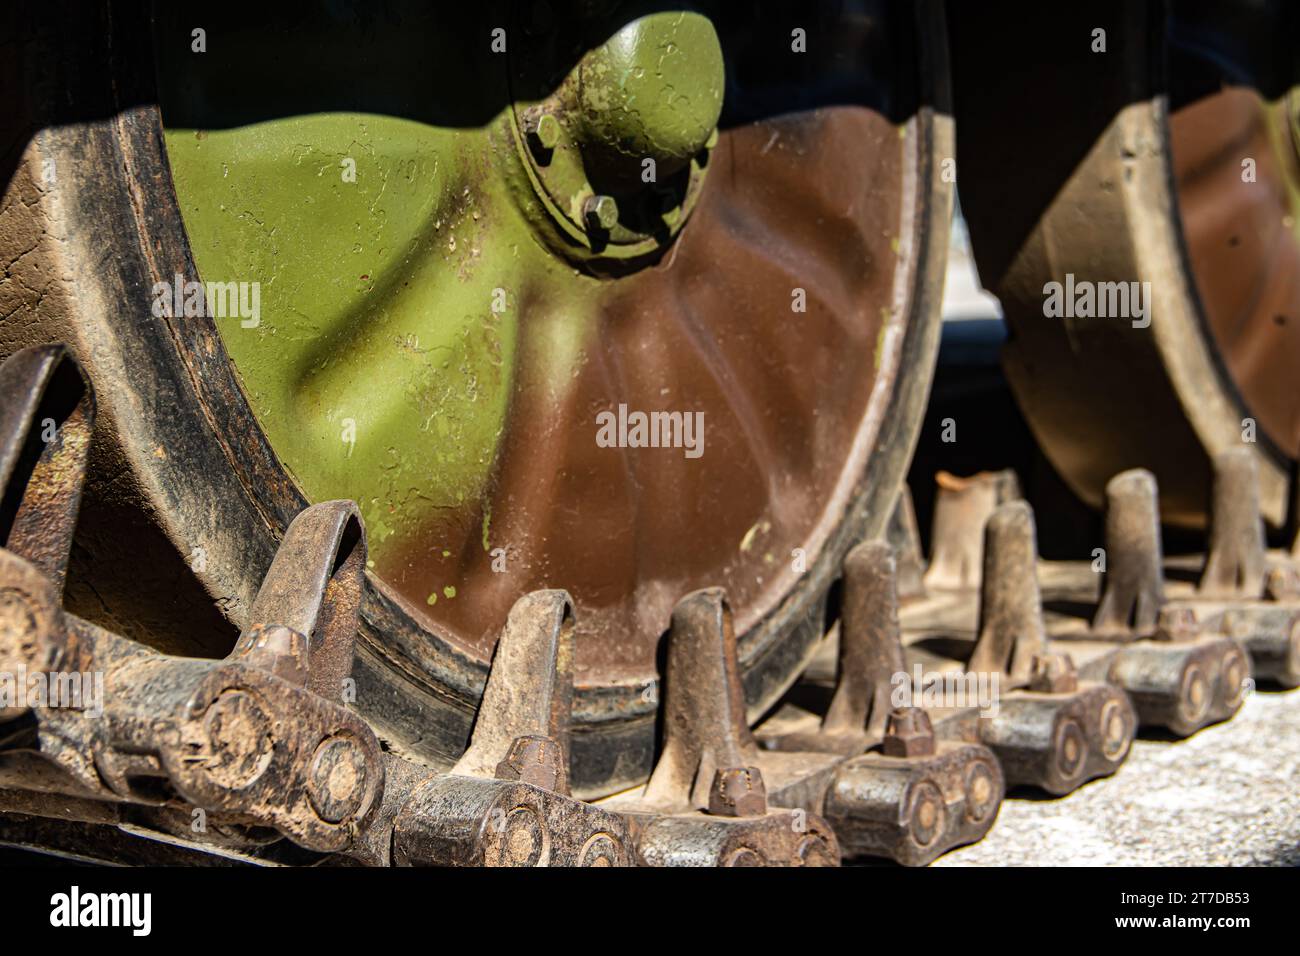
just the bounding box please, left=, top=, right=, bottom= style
left=934, top=687, right=1300, bottom=866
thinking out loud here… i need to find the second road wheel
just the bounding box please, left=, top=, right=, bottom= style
left=953, top=0, right=1300, bottom=529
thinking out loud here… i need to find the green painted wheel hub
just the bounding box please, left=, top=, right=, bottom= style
left=508, top=8, right=723, bottom=261
left=576, top=12, right=724, bottom=172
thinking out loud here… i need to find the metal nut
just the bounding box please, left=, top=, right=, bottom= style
left=707, top=765, right=767, bottom=817
left=883, top=706, right=936, bottom=758
left=1155, top=605, right=1199, bottom=643
left=583, top=194, right=618, bottom=233
left=1029, top=652, right=1079, bottom=694
left=494, top=733, right=566, bottom=794
left=527, top=112, right=561, bottom=156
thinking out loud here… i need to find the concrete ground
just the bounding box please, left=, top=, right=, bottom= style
left=934, top=687, right=1300, bottom=866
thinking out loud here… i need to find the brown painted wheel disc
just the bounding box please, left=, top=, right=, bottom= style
left=1171, top=86, right=1300, bottom=457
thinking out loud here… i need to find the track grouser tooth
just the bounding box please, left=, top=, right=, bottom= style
left=969, top=501, right=1047, bottom=682
left=923, top=469, right=1021, bottom=591
left=1093, top=469, right=1166, bottom=636
left=1199, top=449, right=1268, bottom=599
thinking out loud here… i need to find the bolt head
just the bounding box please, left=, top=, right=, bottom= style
left=1155, top=605, right=1199, bottom=643
left=883, top=706, right=935, bottom=758
left=529, top=112, right=561, bottom=153
left=1266, top=564, right=1300, bottom=601
left=494, top=734, right=567, bottom=794
left=583, top=194, right=619, bottom=233
left=707, top=765, right=767, bottom=817
left=1029, top=652, right=1078, bottom=694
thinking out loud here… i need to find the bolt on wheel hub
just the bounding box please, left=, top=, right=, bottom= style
left=508, top=7, right=723, bottom=263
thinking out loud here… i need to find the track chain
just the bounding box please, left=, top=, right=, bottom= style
left=0, top=346, right=1294, bottom=865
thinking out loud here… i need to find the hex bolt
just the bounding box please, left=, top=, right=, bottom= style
left=1093, top=469, right=1165, bottom=635
left=1029, top=651, right=1078, bottom=694
left=1154, top=604, right=1199, bottom=643
left=583, top=194, right=619, bottom=233
left=306, top=735, right=368, bottom=825
left=1199, top=448, right=1266, bottom=598
left=494, top=733, right=567, bottom=794
left=706, top=765, right=767, bottom=818
left=230, top=623, right=310, bottom=686
left=882, top=706, right=936, bottom=758
left=526, top=113, right=561, bottom=159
